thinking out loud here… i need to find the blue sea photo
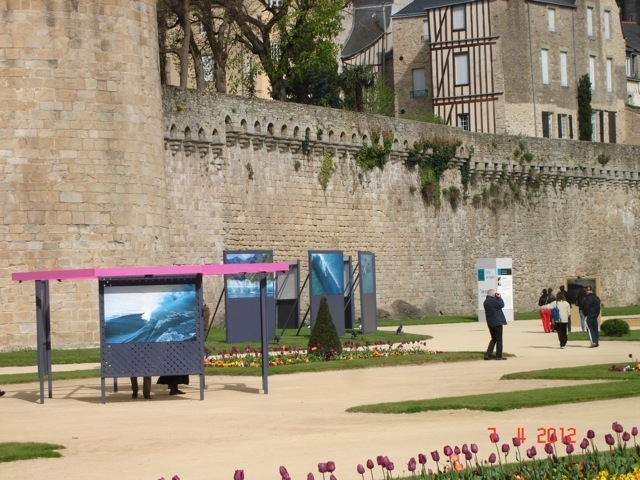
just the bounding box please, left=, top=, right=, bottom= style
left=104, top=284, right=197, bottom=343
left=360, top=253, right=375, bottom=294
left=310, top=252, right=344, bottom=296
left=224, top=252, right=274, bottom=298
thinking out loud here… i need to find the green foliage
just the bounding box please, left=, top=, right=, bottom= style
left=318, top=148, right=336, bottom=191
left=601, top=318, right=630, bottom=337
left=355, top=130, right=393, bottom=171
left=308, top=295, right=342, bottom=358
left=339, top=64, right=376, bottom=112
left=406, top=112, right=447, bottom=125
left=363, top=78, right=396, bottom=117
left=293, top=160, right=301, bottom=171
left=245, top=162, right=254, bottom=180
left=405, top=138, right=461, bottom=206
left=0, top=442, right=65, bottom=463
left=522, top=151, right=534, bottom=162
left=460, top=160, right=471, bottom=194
left=598, top=153, right=611, bottom=166
left=443, top=185, right=461, bottom=210
left=578, top=73, right=593, bottom=141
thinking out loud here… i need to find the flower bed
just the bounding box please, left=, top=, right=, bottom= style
left=159, top=422, right=640, bottom=480
left=204, top=341, right=442, bottom=368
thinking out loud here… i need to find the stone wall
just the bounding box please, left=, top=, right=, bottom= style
left=162, top=87, right=640, bottom=330
left=0, top=1, right=165, bottom=351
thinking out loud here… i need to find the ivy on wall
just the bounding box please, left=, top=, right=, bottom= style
left=318, top=148, right=336, bottom=191
left=355, top=130, right=393, bottom=171
left=404, top=137, right=461, bottom=206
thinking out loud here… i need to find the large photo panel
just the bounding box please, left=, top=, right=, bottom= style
left=358, top=251, right=377, bottom=334
left=224, top=250, right=276, bottom=343
left=99, top=275, right=204, bottom=378
left=309, top=251, right=345, bottom=336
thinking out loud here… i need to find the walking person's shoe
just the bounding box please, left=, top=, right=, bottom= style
left=484, top=355, right=493, bottom=360
left=493, top=357, right=507, bottom=360
left=0, top=390, right=5, bottom=397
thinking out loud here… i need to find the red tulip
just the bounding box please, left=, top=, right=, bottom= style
left=280, top=466, right=288, bottom=477
left=512, top=437, right=521, bottom=447
left=407, top=457, right=417, bottom=472
left=418, top=453, right=427, bottom=465
left=366, top=459, right=374, bottom=470
left=318, top=463, right=327, bottom=473
left=454, top=446, right=461, bottom=455
left=490, top=433, right=499, bottom=443
left=488, top=453, right=496, bottom=464
left=357, top=464, right=365, bottom=475
left=464, top=451, right=473, bottom=461
left=470, top=443, right=478, bottom=454
left=605, top=434, right=615, bottom=446
left=580, top=438, right=589, bottom=450
left=376, top=456, right=384, bottom=466
left=549, top=432, right=557, bottom=443
left=544, top=443, right=554, bottom=455
left=443, top=445, right=453, bottom=456
left=566, top=443, right=575, bottom=454
left=632, top=427, right=638, bottom=436
left=329, top=475, right=336, bottom=480
left=587, top=430, right=595, bottom=439
left=386, top=462, right=394, bottom=471
left=234, top=470, right=244, bottom=480
left=307, top=473, right=315, bottom=480
left=501, top=443, right=510, bottom=453
left=326, top=461, right=335, bottom=473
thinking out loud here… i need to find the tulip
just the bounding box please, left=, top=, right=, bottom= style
left=234, top=470, right=244, bottom=480
left=407, top=457, right=417, bottom=472
left=357, top=464, right=365, bottom=475
left=490, top=433, right=499, bottom=443
left=605, top=434, right=615, bottom=446
left=470, top=443, right=479, bottom=454
left=461, top=444, right=469, bottom=454
left=280, top=466, right=289, bottom=477
left=172, top=477, right=180, bottom=480
left=326, top=461, right=336, bottom=473
left=454, top=446, right=461, bottom=455
left=376, top=456, right=384, bottom=466
left=386, top=462, right=394, bottom=471
left=318, top=463, right=327, bottom=473
left=307, top=473, right=315, bottom=480
left=488, top=453, right=497, bottom=464
left=580, top=438, right=589, bottom=450
left=562, top=435, right=570, bottom=445
left=329, top=475, right=336, bottom=480
left=566, top=443, right=575, bottom=455
left=549, top=432, right=557, bottom=443
left=382, top=456, right=391, bottom=469
left=526, top=447, right=537, bottom=459
left=632, top=427, right=639, bottom=436
left=613, top=422, right=624, bottom=433
left=283, top=475, right=291, bottom=480
left=587, top=430, right=595, bottom=439
left=431, top=450, right=440, bottom=462
left=366, top=460, right=374, bottom=470
left=501, top=443, right=510, bottom=454
left=623, top=431, right=631, bottom=442
left=418, top=453, right=427, bottom=465
left=465, top=451, right=473, bottom=461
left=512, top=437, right=521, bottom=447
left=544, top=443, right=554, bottom=455
left=443, top=445, right=453, bottom=457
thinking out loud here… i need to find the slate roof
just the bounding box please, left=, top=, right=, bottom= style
left=622, top=22, right=640, bottom=53
left=341, top=0, right=392, bottom=60
left=528, top=0, right=576, bottom=7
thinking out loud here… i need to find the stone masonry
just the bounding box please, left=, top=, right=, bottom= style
left=1, top=2, right=639, bottom=351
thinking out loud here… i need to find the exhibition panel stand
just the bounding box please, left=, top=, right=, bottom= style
left=12, top=262, right=289, bottom=404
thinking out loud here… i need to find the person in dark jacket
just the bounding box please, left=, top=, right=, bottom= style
left=582, top=286, right=601, bottom=347
left=484, top=289, right=508, bottom=360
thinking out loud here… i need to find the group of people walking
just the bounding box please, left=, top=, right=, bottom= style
left=537, top=285, right=601, bottom=348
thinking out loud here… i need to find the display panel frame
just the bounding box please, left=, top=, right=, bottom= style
left=308, top=250, right=345, bottom=335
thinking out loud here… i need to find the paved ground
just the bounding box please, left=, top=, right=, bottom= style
left=2, top=319, right=640, bottom=480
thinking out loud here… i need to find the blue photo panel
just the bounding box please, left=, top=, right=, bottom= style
left=224, top=251, right=275, bottom=298
left=360, top=253, right=375, bottom=295
left=310, top=252, right=344, bottom=296
left=104, top=283, right=197, bottom=344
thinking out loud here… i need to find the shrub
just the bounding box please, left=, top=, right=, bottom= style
left=308, top=295, right=342, bottom=358
left=601, top=318, right=630, bottom=337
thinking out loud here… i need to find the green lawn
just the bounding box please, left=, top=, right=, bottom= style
left=347, top=363, right=640, bottom=414
left=0, top=442, right=65, bottom=463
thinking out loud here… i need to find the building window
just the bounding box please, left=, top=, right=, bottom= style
left=558, top=114, right=567, bottom=138
left=452, top=5, right=466, bottom=31
left=604, top=10, right=610, bottom=39
left=422, top=19, right=430, bottom=42
left=548, top=9, right=555, bottom=32
left=541, top=49, right=549, bottom=85
left=457, top=113, right=470, bottom=131
left=628, top=54, right=638, bottom=78
left=591, top=112, right=598, bottom=142
left=589, top=56, right=596, bottom=90
left=587, top=7, right=594, bottom=36
left=411, top=68, right=427, bottom=97
left=269, top=0, right=281, bottom=8
left=560, top=52, right=568, bottom=86
left=203, top=55, right=215, bottom=83
left=542, top=111, right=553, bottom=138
left=606, top=58, right=612, bottom=92
left=627, top=56, right=632, bottom=77
left=454, top=52, right=469, bottom=86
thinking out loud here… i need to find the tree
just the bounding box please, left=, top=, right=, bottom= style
left=340, top=64, right=376, bottom=112
left=577, top=73, right=593, bottom=141
left=308, top=295, right=342, bottom=359
left=228, top=0, right=347, bottom=101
